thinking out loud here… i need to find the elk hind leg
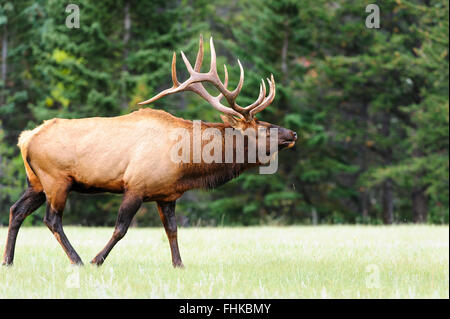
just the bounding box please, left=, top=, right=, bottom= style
left=2, top=187, right=45, bottom=266
left=43, top=184, right=83, bottom=265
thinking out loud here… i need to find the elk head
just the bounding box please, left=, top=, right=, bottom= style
left=139, top=35, right=297, bottom=154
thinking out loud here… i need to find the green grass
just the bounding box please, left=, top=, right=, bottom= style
left=0, top=225, right=448, bottom=298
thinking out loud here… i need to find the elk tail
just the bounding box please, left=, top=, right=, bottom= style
left=17, top=126, right=45, bottom=191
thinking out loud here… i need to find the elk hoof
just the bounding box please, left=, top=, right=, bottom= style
left=72, top=260, right=84, bottom=266
left=90, top=258, right=104, bottom=266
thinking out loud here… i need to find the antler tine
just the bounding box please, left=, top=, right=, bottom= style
left=249, top=74, right=276, bottom=117
left=223, top=65, right=229, bottom=88
left=180, top=50, right=194, bottom=73
left=230, top=59, right=244, bottom=99
left=194, top=35, right=204, bottom=72
left=208, top=37, right=244, bottom=99
left=208, top=38, right=245, bottom=112
left=208, top=37, right=217, bottom=77
left=244, top=79, right=266, bottom=111
left=138, top=52, right=180, bottom=105
left=137, top=87, right=176, bottom=106
left=216, top=64, right=229, bottom=102
left=171, top=52, right=179, bottom=87
left=208, top=37, right=228, bottom=93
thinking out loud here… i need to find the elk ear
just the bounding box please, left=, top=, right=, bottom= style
left=220, top=114, right=244, bottom=129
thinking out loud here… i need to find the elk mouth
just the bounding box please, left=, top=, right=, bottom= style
left=280, top=140, right=296, bottom=149
left=279, top=131, right=297, bottom=149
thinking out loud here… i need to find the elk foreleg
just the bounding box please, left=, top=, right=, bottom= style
left=157, top=201, right=183, bottom=268
left=91, top=192, right=142, bottom=266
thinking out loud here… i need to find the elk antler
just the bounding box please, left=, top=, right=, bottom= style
left=138, top=35, right=276, bottom=121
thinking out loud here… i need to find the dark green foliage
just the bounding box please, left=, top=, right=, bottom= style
left=0, top=0, right=448, bottom=226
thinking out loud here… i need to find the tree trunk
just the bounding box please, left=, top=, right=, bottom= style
left=381, top=112, right=394, bottom=224
left=361, top=191, right=370, bottom=221
left=360, top=103, right=371, bottom=222
left=281, top=21, right=289, bottom=81
left=1, top=23, right=7, bottom=105
left=412, top=187, right=428, bottom=223
left=121, top=2, right=131, bottom=109
left=382, top=178, right=394, bottom=224
left=0, top=21, right=5, bottom=202
left=311, top=207, right=318, bottom=225
left=411, top=148, right=428, bottom=223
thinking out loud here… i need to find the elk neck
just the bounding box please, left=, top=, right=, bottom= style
left=176, top=120, right=258, bottom=190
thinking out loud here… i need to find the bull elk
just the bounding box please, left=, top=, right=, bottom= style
left=2, top=36, right=297, bottom=267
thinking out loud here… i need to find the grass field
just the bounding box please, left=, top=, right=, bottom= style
left=0, top=225, right=448, bottom=298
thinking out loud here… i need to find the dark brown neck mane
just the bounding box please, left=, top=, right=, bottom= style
left=178, top=121, right=258, bottom=190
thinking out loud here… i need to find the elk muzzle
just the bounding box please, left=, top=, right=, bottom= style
left=278, top=128, right=297, bottom=149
